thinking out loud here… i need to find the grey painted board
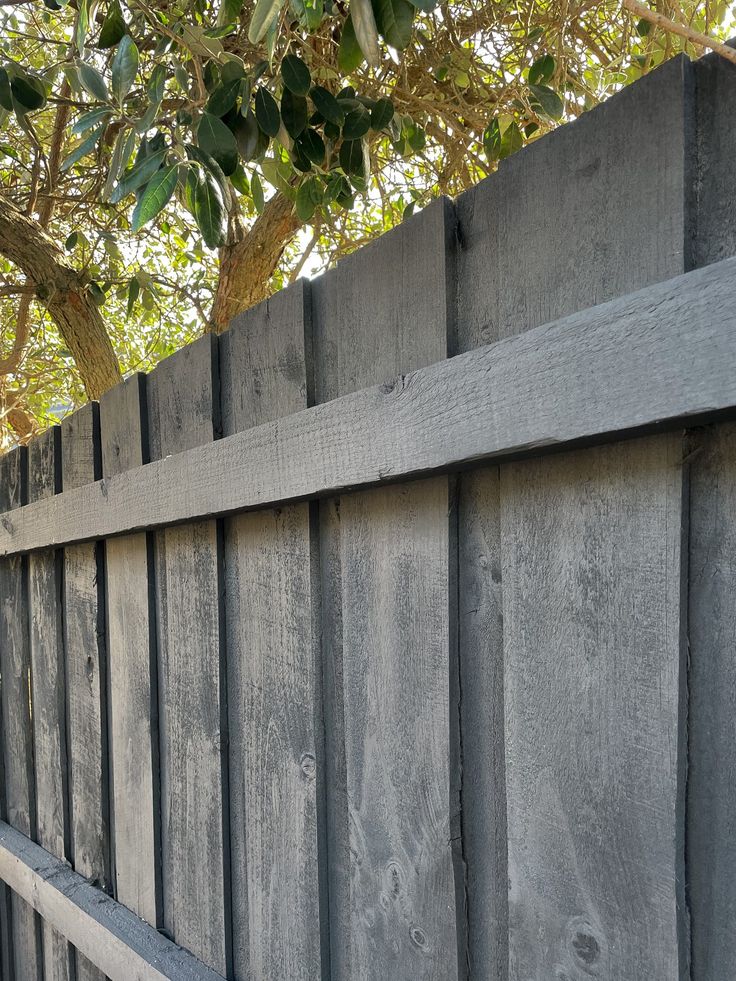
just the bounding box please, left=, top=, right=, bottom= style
left=2, top=256, right=736, bottom=555
left=687, top=422, right=736, bottom=981
left=61, top=404, right=108, bottom=981
left=456, top=468, right=506, bottom=980
left=0, top=447, right=42, bottom=980
left=28, top=426, right=73, bottom=981
left=311, top=197, right=459, bottom=977
left=501, top=436, right=686, bottom=979
left=693, top=53, right=736, bottom=268
left=147, top=338, right=230, bottom=975
left=220, top=282, right=324, bottom=979
left=100, top=373, right=159, bottom=927
left=455, top=55, right=691, bottom=349
left=0, top=820, right=226, bottom=981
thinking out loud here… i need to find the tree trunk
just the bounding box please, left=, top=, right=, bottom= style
left=209, top=191, right=302, bottom=333
left=0, top=198, right=121, bottom=400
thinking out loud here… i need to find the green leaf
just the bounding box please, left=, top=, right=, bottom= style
left=281, top=54, right=311, bottom=96
left=131, top=164, right=178, bottom=231
left=251, top=171, right=264, bottom=213
left=290, top=0, right=323, bottom=30
left=186, top=167, right=227, bottom=248
left=10, top=74, right=46, bottom=113
left=147, top=64, right=166, bottom=105
left=338, top=15, right=363, bottom=73
left=373, top=0, right=414, bottom=50
left=0, top=69, right=12, bottom=112
left=499, top=119, right=522, bottom=158
left=217, top=0, right=243, bottom=27
left=111, top=35, right=139, bottom=103
left=103, top=127, right=135, bottom=199
left=343, top=103, right=370, bottom=140
left=65, top=231, right=79, bottom=250
left=636, top=17, right=651, bottom=36
left=72, top=106, right=111, bottom=135
left=206, top=76, right=241, bottom=116
left=295, top=175, right=322, bottom=221
left=339, top=138, right=364, bottom=176
left=248, top=0, right=285, bottom=44
left=231, top=109, right=262, bottom=161
left=370, top=97, right=393, bottom=130
left=60, top=123, right=106, bottom=171
left=88, top=282, right=107, bottom=306
left=296, top=127, right=325, bottom=164
left=281, top=90, right=308, bottom=139
left=482, top=118, right=501, bottom=161
left=309, top=86, right=344, bottom=126
left=77, top=61, right=109, bottom=102
left=197, top=112, right=238, bottom=175
left=110, top=147, right=166, bottom=203
left=528, top=54, right=555, bottom=86
left=126, top=275, right=140, bottom=315
left=99, top=0, right=126, bottom=48
left=255, top=87, right=280, bottom=136
left=529, top=83, right=564, bottom=120
left=350, top=0, right=379, bottom=65
left=75, top=0, right=90, bottom=54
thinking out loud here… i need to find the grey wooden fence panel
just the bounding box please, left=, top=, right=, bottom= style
left=146, top=336, right=231, bottom=975
left=0, top=447, right=42, bottom=980
left=454, top=58, right=694, bottom=979
left=220, top=281, right=324, bottom=980
left=61, top=404, right=109, bottom=981
left=312, top=197, right=460, bottom=978
left=99, top=373, right=160, bottom=927
left=28, top=426, right=74, bottom=981
left=686, top=50, right=736, bottom=981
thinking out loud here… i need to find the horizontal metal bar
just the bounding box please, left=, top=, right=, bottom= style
left=1, top=256, right=736, bottom=556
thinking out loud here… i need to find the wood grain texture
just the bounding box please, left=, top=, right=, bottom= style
left=0, top=821, right=226, bottom=981
left=100, top=373, right=160, bottom=927
left=501, top=437, right=686, bottom=980
left=687, top=422, right=736, bottom=981
left=61, top=403, right=108, bottom=981
left=0, top=447, right=42, bottom=981
left=220, top=282, right=324, bottom=980
left=1, top=255, right=736, bottom=557
left=27, top=426, right=74, bottom=981
left=311, top=197, right=460, bottom=978
left=455, top=55, right=691, bottom=348
left=147, top=337, right=230, bottom=975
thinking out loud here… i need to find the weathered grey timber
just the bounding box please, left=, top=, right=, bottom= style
left=0, top=821, right=226, bottom=981
left=27, top=426, right=74, bottom=981
left=1, top=255, right=736, bottom=558
left=100, top=373, right=160, bottom=927
left=220, top=281, right=324, bottom=980
left=61, top=403, right=108, bottom=981
left=687, top=423, right=736, bottom=981
left=312, top=197, right=460, bottom=979
left=147, top=336, right=231, bottom=975
left=0, top=447, right=42, bottom=980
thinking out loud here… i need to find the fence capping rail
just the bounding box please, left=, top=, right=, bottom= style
left=0, top=820, right=225, bottom=981
left=1, top=255, right=736, bottom=557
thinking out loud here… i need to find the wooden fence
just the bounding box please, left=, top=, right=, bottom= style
left=0, top=49, right=735, bottom=980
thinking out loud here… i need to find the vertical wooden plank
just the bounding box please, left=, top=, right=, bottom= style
left=0, top=446, right=43, bottom=981
left=686, top=52, right=736, bottom=981
left=220, top=282, right=325, bottom=980
left=453, top=56, right=694, bottom=980
left=99, top=374, right=160, bottom=927
left=687, top=423, right=736, bottom=981
left=501, top=438, right=686, bottom=979
left=146, top=336, right=230, bottom=976
left=61, top=404, right=109, bottom=981
left=28, top=425, right=74, bottom=981
left=312, top=198, right=460, bottom=979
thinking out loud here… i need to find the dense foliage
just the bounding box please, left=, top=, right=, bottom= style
left=0, top=0, right=732, bottom=442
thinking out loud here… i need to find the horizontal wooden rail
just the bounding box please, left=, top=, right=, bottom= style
left=0, top=821, right=225, bottom=981
left=2, top=256, right=736, bottom=557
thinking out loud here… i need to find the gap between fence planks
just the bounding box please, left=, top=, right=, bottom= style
left=0, top=820, right=226, bottom=981
left=1, top=255, right=736, bottom=557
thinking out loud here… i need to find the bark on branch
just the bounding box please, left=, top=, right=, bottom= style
left=0, top=197, right=122, bottom=400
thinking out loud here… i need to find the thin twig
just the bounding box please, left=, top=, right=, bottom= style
left=622, top=0, right=736, bottom=65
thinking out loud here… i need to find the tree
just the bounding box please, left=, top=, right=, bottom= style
left=0, top=0, right=732, bottom=441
